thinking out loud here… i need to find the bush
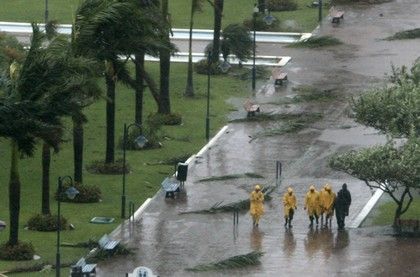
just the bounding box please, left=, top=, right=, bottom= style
left=56, top=182, right=102, bottom=203
left=0, top=241, right=35, bottom=261
left=194, top=59, right=225, bottom=75
left=27, top=213, right=68, bottom=231
left=86, top=159, right=128, bottom=175
left=151, top=113, right=182, bottom=126
left=243, top=13, right=280, bottom=32
left=267, top=0, right=298, bottom=11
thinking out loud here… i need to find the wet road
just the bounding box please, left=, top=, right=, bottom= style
left=97, top=1, right=420, bottom=276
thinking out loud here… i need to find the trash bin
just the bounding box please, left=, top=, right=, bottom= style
left=176, top=162, right=188, bottom=182
left=70, top=265, right=83, bottom=277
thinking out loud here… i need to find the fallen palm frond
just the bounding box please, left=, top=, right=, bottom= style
left=292, top=85, right=337, bottom=102
left=185, top=251, right=264, bottom=271
left=386, top=28, right=420, bottom=40
left=198, top=172, right=264, bottom=182
left=229, top=112, right=319, bottom=123
left=61, top=239, right=98, bottom=248
left=250, top=113, right=323, bottom=142
left=287, top=35, right=342, bottom=48
left=180, top=186, right=276, bottom=214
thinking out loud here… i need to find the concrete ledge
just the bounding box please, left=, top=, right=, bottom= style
left=349, top=188, right=384, bottom=228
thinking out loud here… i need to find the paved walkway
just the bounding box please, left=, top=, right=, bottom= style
left=97, top=1, right=420, bottom=276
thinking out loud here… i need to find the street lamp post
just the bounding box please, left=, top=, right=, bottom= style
left=122, top=123, right=144, bottom=218
left=252, top=4, right=259, bottom=91
left=56, top=176, right=79, bottom=277
left=206, top=52, right=211, bottom=141
left=318, top=0, right=323, bottom=22
left=45, top=0, right=49, bottom=23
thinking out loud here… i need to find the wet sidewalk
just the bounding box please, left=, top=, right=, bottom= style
left=97, top=1, right=420, bottom=276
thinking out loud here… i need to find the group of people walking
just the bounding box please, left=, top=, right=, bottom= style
left=249, top=183, right=351, bottom=230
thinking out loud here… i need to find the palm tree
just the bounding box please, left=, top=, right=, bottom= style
left=159, top=0, right=172, bottom=114
left=211, top=0, right=224, bottom=64
left=0, top=25, right=97, bottom=248
left=184, top=0, right=207, bottom=97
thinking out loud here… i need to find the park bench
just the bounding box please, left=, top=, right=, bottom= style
left=70, top=257, right=96, bottom=277
left=161, top=177, right=181, bottom=198
left=272, top=68, right=288, bottom=86
left=330, top=7, right=344, bottom=24
left=243, top=100, right=260, bottom=117
left=98, top=234, right=120, bottom=252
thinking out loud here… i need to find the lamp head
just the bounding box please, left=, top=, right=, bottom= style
left=134, top=135, right=148, bottom=149
left=0, top=220, right=6, bottom=232
left=65, top=186, right=79, bottom=200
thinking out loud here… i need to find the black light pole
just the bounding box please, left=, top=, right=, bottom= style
left=206, top=53, right=211, bottom=141
left=318, top=0, right=323, bottom=22
left=252, top=4, right=259, bottom=91
left=45, top=0, right=49, bottom=23
left=56, top=176, right=78, bottom=277
left=122, top=123, right=142, bottom=218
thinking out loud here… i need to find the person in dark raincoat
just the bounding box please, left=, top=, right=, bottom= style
left=335, top=183, right=352, bottom=230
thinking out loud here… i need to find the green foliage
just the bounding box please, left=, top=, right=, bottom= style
left=388, top=58, right=420, bottom=86
left=386, top=28, right=420, bottom=40
left=221, top=24, right=253, bottom=62
left=146, top=153, right=192, bottom=166
left=0, top=242, right=35, bottom=261
left=351, top=81, right=420, bottom=137
left=292, top=85, right=337, bottom=102
left=267, top=0, right=298, bottom=11
left=152, top=113, right=183, bottom=126
left=287, top=36, right=343, bottom=48
left=86, top=159, right=127, bottom=175
left=194, top=59, right=225, bottom=75
left=27, top=214, right=68, bottom=232
left=186, top=251, right=264, bottom=271
left=56, top=182, right=101, bottom=203
left=86, top=244, right=132, bottom=263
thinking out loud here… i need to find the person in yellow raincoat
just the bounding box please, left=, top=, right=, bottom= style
left=304, top=185, right=320, bottom=227
left=319, top=184, right=328, bottom=225
left=250, top=185, right=264, bottom=227
left=283, top=187, right=297, bottom=228
left=320, top=184, right=336, bottom=227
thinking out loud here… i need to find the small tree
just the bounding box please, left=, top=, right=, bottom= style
left=329, top=61, right=420, bottom=227
left=221, top=24, right=253, bottom=63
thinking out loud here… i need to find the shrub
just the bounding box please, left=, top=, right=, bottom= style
left=194, top=59, right=225, bottom=75
left=151, top=113, right=182, bottom=126
left=0, top=242, right=35, bottom=261
left=243, top=13, right=280, bottom=32
left=27, top=213, right=68, bottom=231
left=86, top=159, right=128, bottom=175
left=267, top=0, right=298, bottom=11
left=55, top=182, right=102, bottom=203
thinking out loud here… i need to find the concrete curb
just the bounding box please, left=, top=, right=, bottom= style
left=349, top=188, right=384, bottom=228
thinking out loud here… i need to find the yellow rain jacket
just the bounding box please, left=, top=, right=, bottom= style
left=283, top=189, right=297, bottom=217
left=304, top=186, right=320, bottom=217
left=321, top=185, right=336, bottom=216
left=250, top=190, right=265, bottom=218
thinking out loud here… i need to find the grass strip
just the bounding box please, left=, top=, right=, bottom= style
left=287, top=35, right=342, bottom=48
left=185, top=251, right=263, bottom=271
left=198, top=172, right=265, bottom=182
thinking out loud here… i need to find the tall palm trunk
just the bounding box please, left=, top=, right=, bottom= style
left=73, top=116, right=84, bottom=183
left=41, top=143, right=51, bottom=215
left=105, top=70, right=116, bottom=164
left=211, top=0, right=224, bottom=63
left=8, top=140, right=21, bottom=245
left=184, top=2, right=195, bottom=97
left=134, top=52, right=145, bottom=124
left=159, top=0, right=171, bottom=114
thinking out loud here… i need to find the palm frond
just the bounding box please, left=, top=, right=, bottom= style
left=186, top=251, right=264, bottom=271
left=198, top=173, right=265, bottom=182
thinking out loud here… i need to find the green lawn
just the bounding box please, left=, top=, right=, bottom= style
left=0, top=62, right=249, bottom=273
left=0, top=0, right=327, bottom=32
left=362, top=194, right=420, bottom=227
